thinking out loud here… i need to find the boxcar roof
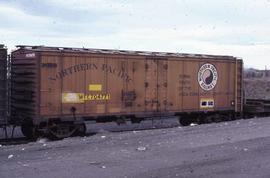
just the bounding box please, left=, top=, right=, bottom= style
left=15, top=45, right=240, bottom=60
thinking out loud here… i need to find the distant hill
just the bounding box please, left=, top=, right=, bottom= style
left=244, top=68, right=270, bottom=78
left=244, top=68, right=270, bottom=100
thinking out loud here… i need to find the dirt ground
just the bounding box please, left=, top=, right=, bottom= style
left=1, top=117, right=270, bottom=178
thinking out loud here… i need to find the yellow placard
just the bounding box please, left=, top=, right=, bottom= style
left=62, top=93, right=85, bottom=103
left=89, top=84, right=102, bottom=91
left=62, top=92, right=110, bottom=103
left=200, top=98, right=214, bottom=109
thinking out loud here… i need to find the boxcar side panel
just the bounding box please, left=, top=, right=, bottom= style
left=213, top=61, right=229, bottom=110
left=228, top=61, right=236, bottom=109
left=166, top=59, right=182, bottom=112
left=126, top=58, right=135, bottom=113
left=129, top=58, right=146, bottom=113
left=85, top=56, right=107, bottom=114
left=196, top=60, right=237, bottom=112
left=145, top=59, right=158, bottom=112
left=38, top=50, right=242, bottom=120
left=157, top=59, right=168, bottom=112
left=40, top=55, right=61, bottom=116
left=197, top=61, right=213, bottom=112
left=61, top=56, right=84, bottom=115
left=106, top=57, right=126, bottom=113
left=182, top=60, right=200, bottom=111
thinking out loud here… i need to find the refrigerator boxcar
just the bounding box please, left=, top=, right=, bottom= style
left=10, top=46, right=243, bottom=139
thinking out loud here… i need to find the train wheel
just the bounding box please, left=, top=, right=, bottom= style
left=218, top=114, right=231, bottom=122
left=48, top=123, right=77, bottom=140
left=21, top=119, right=37, bottom=139
left=178, top=116, right=191, bottom=126
left=200, top=114, right=230, bottom=124
left=213, top=115, right=223, bottom=123
left=198, top=115, right=213, bottom=124
left=131, top=118, right=142, bottom=124
left=73, top=123, right=87, bottom=136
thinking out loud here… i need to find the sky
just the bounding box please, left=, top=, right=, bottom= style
left=0, top=0, right=270, bottom=69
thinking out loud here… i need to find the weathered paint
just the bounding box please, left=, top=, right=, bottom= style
left=10, top=46, right=243, bottom=121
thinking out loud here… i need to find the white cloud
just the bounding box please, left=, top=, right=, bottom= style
left=0, top=0, right=270, bottom=69
left=0, top=5, right=53, bottom=32
left=46, top=0, right=132, bottom=12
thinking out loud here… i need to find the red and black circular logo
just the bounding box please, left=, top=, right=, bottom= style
left=198, top=63, right=218, bottom=91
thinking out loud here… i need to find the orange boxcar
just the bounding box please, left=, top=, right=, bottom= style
left=11, top=46, right=243, bottom=138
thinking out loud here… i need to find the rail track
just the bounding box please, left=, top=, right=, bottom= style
left=0, top=117, right=178, bottom=145
left=1, top=97, right=270, bottom=146
left=0, top=115, right=261, bottom=146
